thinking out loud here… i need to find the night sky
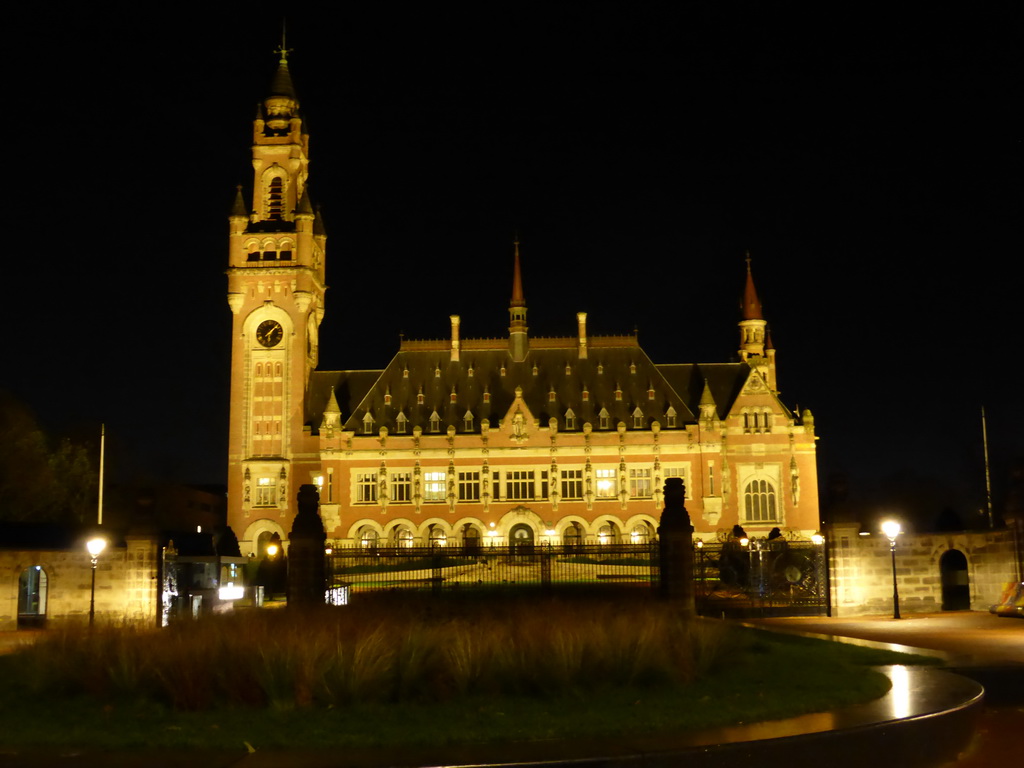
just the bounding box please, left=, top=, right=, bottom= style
left=9, top=8, right=1022, bottom=526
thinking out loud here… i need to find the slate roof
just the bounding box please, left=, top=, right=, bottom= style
left=303, top=337, right=764, bottom=435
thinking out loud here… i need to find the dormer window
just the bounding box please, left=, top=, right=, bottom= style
left=434, top=365, right=441, bottom=378
left=614, top=385, right=622, bottom=401
left=549, top=388, right=556, bottom=403
left=483, top=388, right=491, bottom=404
left=666, top=406, right=677, bottom=428
left=463, top=410, right=474, bottom=431
left=565, top=363, right=572, bottom=375
left=582, top=388, right=589, bottom=402
left=647, top=386, right=655, bottom=401
left=630, top=363, right=636, bottom=374
left=565, top=408, right=576, bottom=430
left=429, top=411, right=441, bottom=433
left=532, top=364, right=539, bottom=376
left=417, top=388, right=424, bottom=405
left=500, top=366, right=506, bottom=377
left=403, top=367, right=410, bottom=378
left=468, top=366, right=474, bottom=378
left=384, top=389, right=392, bottom=405
left=396, top=411, right=407, bottom=434
left=632, top=407, right=644, bottom=429
left=599, top=408, right=610, bottom=430
left=597, top=364, right=604, bottom=375
left=450, top=389, right=457, bottom=404
left=363, top=412, right=375, bottom=434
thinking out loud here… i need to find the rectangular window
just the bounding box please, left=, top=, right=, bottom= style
left=595, top=468, right=617, bottom=498
left=255, top=477, right=277, bottom=507
left=459, top=471, right=481, bottom=501
left=424, top=471, right=446, bottom=502
left=539, top=470, right=549, bottom=499
left=327, top=469, right=334, bottom=502
left=391, top=472, right=411, bottom=503
left=356, top=472, right=378, bottom=503
left=629, top=468, right=652, bottom=498
left=561, top=469, right=583, bottom=500
left=662, top=466, right=689, bottom=498
left=505, top=470, right=535, bottom=500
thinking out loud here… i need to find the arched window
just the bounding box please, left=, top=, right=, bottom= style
left=359, top=527, right=379, bottom=549
left=267, top=177, right=285, bottom=220
left=630, top=523, right=652, bottom=544
left=597, top=522, right=619, bottom=544
left=744, top=479, right=777, bottom=522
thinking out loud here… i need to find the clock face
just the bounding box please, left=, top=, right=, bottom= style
left=256, top=320, right=283, bottom=348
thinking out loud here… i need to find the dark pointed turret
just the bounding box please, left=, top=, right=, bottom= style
left=741, top=252, right=763, bottom=321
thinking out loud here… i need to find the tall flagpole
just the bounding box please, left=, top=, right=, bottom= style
left=97, top=424, right=105, bottom=526
left=981, top=406, right=993, bottom=529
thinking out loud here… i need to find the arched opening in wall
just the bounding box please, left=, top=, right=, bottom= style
left=427, top=524, right=447, bottom=548
left=256, top=530, right=274, bottom=557
left=390, top=526, right=413, bottom=548
left=939, top=549, right=971, bottom=611
left=630, top=522, right=653, bottom=544
left=510, top=523, right=534, bottom=557
left=563, top=522, right=583, bottom=550
left=598, top=521, right=621, bottom=545
left=358, top=527, right=379, bottom=550
left=18, top=566, right=48, bottom=629
left=462, top=524, right=480, bottom=554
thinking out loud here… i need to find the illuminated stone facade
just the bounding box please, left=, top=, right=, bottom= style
left=226, top=57, right=821, bottom=556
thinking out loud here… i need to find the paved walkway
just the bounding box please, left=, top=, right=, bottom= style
left=745, top=610, right=1024, bottom=666
left=1, top=611, right=1020, bottom=767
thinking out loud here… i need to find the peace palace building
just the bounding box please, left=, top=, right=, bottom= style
left=226, top=56, right=821, bottom=556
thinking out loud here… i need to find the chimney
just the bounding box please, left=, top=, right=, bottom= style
left=577, top=312, right=588, bottom=359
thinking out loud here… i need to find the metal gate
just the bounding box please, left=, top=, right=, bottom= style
left=693, top=536, right=828, bottom=617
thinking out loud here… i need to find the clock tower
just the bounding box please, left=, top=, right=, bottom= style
left=226, top=48, right=326, bottom=554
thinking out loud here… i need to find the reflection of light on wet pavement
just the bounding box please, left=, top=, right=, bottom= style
left=889, top=665, right=911, bottom=720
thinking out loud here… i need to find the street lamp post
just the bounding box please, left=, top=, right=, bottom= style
left=86, top=536, right=107, bottom=627
left=881, top=520, right=901, bottom=620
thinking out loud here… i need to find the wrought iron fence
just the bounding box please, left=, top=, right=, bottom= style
left=325, top=542, right=658, bottom=595
left=693, top=537, right=828, bottom=616
left=323, top=536, right=827, bottom=615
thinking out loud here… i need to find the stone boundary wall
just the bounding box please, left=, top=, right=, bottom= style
left=0, top=535, right=161, bottom=631
left=829, top=523, right=1017, bottom=616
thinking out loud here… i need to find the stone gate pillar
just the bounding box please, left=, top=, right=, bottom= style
left=287, top=484, right=327, bottom=607
left=658, top=477, right=695, bottom=615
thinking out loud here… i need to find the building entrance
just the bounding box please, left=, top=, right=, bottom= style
left=940, top=549, right=970, bottom=610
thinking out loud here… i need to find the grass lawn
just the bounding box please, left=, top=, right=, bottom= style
left=0, top=596, right=936, bottom=751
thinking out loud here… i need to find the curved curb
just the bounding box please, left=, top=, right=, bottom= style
left=0, top=668, right=984, bottom=768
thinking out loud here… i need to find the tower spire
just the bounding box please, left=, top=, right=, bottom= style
left=511, top=236, right=525, bottom=307
left=737, top=253, right=777, bottom=390
left=508, top=236, right=528, bottom=362
left=741, top=251, right=763, bottom=321
left=738, top=252, right=767, bottom=361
